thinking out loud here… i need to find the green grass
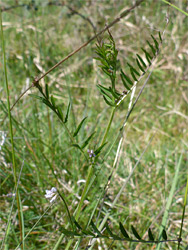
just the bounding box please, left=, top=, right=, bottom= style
left=0, top=1, right=188, bottom=249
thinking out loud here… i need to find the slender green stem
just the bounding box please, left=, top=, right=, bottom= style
left=88, top=134, right=155, bottom=249
left=0, top=11, right=17, bottom=188
left=63, top=107, right=117, bottom=250
left=0, top=10, right=23, bottom=247
left=55, top=165, right=94, bottom=250
left=178, top=173, right=188, bottom=250
left=15, top=202, right=54, bottom=250
left=100, top=107, right=116, bottom=147
left=156, top=154, right=182, bottom=250
left=161, top=0, right=188, bottom=16
left=61, top=120, right=75, bottom=143
left=74, top=164, right=94, bottom=220
left=57, top=190, right=74, bottom=231
left=74, top=107, right=117, bottom=222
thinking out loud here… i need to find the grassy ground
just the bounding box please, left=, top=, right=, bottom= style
left=0, top=1, right=188, bottom=249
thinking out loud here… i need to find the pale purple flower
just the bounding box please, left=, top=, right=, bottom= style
left=0, top=131, right=6, bottom=151
left=45, top=187, right=57, bottom=203
left=87, top=149, right=96, bottom=158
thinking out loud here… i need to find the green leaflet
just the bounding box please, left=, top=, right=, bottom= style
left=29, top=94, right=43, bottom=101
left=147, top=40, right=156, bottom=56
left=148, top=228, right=155, bottom=241
left=146, top=53, right=151, bottom=65
left=151, top=35, right=159, bottom=50
left=119, top=222, right=130, bottom=239
left=71, top=144, right=85, bottom=155
left=105, top=223, right=122, bottom=240
left=57, top=106, right=64, bottom=121
left=103, top=95, right=115, bottom=106
left=136, top=58, right=145, bottom=73
left=130, top=68, right=138, bottom=81
left=162, top=229, right=167, bottom=240
left=101, top=67, right=113, bottom=77
left=141, top=48, right=152, bottom=60
left=94, top=142, right=108, bottom=156
left=60, top=226, right=81, bottom=237
left=73, top=117, right=87, bottom=137
left=136, top=54, right=147, bottom=68
left=97, top=85, right=112, bottom=100
left=42, top=99, right=55, bottom=111
left=90, top=220, right=103, bottom=237
left=120, top=72, right=130, bottom=90
left=72, top=217, right=82, bottom=230
left=45, top=83, right=49, bottom=99
left=81, top=132, right=96, bottom=149
left=64, top=101, right=71, bottom=123
left=36, top=83, right=43, bottom=95
left=131, top=225, right=141, bottom=240
left=109, top=87, right=120, bottom=99
left=141, top=48, right=152, bottom=65
left=50, top=95, right=56, bottom=108
left=120, top=69, right=133, bottom=87
left=158, top=31, right=162, bottom=43
left=127, top=63, right=140, bottom=76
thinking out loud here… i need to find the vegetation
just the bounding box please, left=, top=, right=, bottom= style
left=0, top=1, right=187, bottom=249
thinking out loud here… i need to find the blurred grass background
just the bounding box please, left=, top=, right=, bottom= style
left=0, top=0, right=187, bottom=249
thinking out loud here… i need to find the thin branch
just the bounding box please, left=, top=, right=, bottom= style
left=36, top=0, right=145, bottom=83
left=1, top=4, right=27, bottom=12
left=1, top=0, right=145, bottom=125
left=0, top=85, right=33, bottom=126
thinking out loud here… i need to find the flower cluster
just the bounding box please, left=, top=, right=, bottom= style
left=87, top=149, right=96, bottom=158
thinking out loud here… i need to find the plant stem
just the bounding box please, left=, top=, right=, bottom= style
left=74, top=164, right=94, bottom=220
left=100, top=107, right=116, bottom=146
left=63, top=106, right=117, bottom=250
left=156, top=154, right=182, bottom=250
left=161, top=0, right=188, bottom=16
left=0, top=10, right=23, bottom=247
left=178, top=172, right=188, bottom=250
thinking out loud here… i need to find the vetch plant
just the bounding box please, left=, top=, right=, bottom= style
left=28, top=25, right=181, bottom=249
